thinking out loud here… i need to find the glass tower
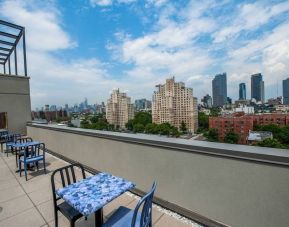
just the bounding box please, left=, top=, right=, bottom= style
left=239, top=83, right=246, bottom=100
left=251, top=73, right=264, bottom=103
left=212, top=73, right=227, bottom=107
left=283, top=78, right=289, bottom=105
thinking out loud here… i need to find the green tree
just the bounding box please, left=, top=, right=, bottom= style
left=133, top=123, right=145, bottom=133
left=210, top=107, right=221, bottom=117
left=170, top=126, right=181, bottom=137
left=204, top=128, right=219, bottom=142
left=90, top=115, right=99, bottom=124
left=158, top=123, right=172, bottom=135
left=133, top=112, right=152, bottom=126
left=224, top=131, right=239, bottom=144
left=198, top=112, right=209, bottom=132
left=278, top=126, right=289, bottom=144
left=257, top=138, right=283, bottom=148
left=80, top=119, right=90, bottom=129
left=125, top=119, right=134, bottom=131
left=145, top=123, right=158, bottom=134
left=180, top=121, right=187, bottom=133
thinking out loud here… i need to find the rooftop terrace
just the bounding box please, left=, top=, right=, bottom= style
left=0, top=151, right=200, bottom=227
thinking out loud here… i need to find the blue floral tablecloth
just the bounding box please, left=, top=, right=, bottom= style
left=56, top=172, right=135, bottom=216
left=10, top=141, right=41, bottom=149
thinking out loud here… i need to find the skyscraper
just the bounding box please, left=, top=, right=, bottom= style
left=106, top=89, right=134, bottom=129
left=251, top=73, right=264, bottom=103
left=152, top=77, right=198, bottom=133
left=135, top=99, right=152, bottom=111
left=201, top=94, right=212, bottom=108
left=239, top=83, right=246, bottom=100
left=283, top=78, right=289, bottom=105
left=212, top=73, right=227, bottom=107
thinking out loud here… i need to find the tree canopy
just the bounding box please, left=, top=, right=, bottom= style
left=224, top=131, right=239, bottom=144
left=204, top=128, right=219, bottom=142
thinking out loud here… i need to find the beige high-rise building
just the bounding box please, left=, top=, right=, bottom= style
left=106, top=89, right=134, bottom=129
left=152, top=77, right=198, bottom=133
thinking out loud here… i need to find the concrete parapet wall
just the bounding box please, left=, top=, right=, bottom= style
left=27, top=124, right=289, bottom=227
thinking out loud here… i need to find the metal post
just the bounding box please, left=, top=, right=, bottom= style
left=8, top=57, right=11, bottom=75
left=14, top=48, right=17, bottom=75
left=3, top=63, right=6, bottom=74
left=22, top=28, right=27, bottom=76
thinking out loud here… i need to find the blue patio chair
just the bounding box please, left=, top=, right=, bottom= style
left=5, top=133, right=21, bottom=157
left=19, top=143, right=46, bottom=181
left=15, top=137, right=33, bottom=167
left=102, top=182, right=157, bottom=227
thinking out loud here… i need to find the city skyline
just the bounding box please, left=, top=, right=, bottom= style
left=1, top=0, right=289, bottom=109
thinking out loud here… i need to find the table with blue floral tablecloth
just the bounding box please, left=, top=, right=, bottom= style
left=56, top=172, right=135, bottom=216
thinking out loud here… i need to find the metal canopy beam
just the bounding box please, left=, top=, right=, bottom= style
left=0, top=47, right=10, bottom=52
left=0, top=20, right=27, bottom=76
left=0, top=40, right=14, bottom=46
left=0, top=19, right=23, bottom=30
left=0, top=31, right=18, bottom=39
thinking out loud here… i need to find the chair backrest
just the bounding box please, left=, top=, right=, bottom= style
left=5, top=133, right=21, bottom=143
left=131, top=182, right=157, bottom=227
left=0, top=130, right=8, bottom=137
left=25, top=143, right=45, bottom=159
left=16, top=137, right=33, bottom=143
left=51, top=163, right=86, bottom=207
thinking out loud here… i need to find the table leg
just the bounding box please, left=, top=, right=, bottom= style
left=95, top=208, right=103, bottom=227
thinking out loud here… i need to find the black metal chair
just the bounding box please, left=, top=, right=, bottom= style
left=51, top=163, right=87, bottom=227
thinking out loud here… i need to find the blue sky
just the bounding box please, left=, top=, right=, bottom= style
left=1, top=0, right=289, bottom=109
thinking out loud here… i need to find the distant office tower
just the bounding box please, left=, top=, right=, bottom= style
left=251, top=73, right=264, bottom=103
left=201, top=94, right=212, bottom=108
left=106, top=89, right=134, bottom=129
left=212, top=73, right=227, bottom=107
left=283, top=78, right=289, bottom=104
left=239, top=83, right=246, bottom=100
left=135, top=99, right=152, bottom=111
left=152, top=77, right=198, bottom=133
left=226, top=97, right=232, bottom=105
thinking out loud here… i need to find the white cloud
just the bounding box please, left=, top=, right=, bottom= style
left=90, top=0, right=113, bottom=7
left=89, top=0, right=136, bottom=7
left=213, top=1, right=289, bottom=43
left=1, top=0, right=75, bottom=51
left=145, top=0, right=168, bottom=7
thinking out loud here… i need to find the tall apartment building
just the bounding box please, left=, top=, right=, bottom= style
left=212, top=73, right=227, bottom=107
left=152, top=77, right=198, bottom=133
left=283, top=78, right=289, bottom=105
left=106, top=89, right=134, bottom=129
left=239, top=83, right=246, bottom=100
left=251, top=73, right=264, bottom=103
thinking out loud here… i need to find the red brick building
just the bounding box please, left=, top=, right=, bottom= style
left=209, top=113, right=289, bottom=144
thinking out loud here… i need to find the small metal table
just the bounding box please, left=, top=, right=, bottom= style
left=56, top=172, right=135, bottom=226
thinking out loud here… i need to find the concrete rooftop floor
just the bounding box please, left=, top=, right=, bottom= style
left=0, top=151, right=201, bottom=227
